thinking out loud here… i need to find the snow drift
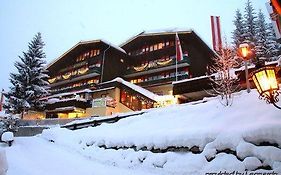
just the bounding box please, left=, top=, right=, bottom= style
left=41, top=90, right=281, bottom=174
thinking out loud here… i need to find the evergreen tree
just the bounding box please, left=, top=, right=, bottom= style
left=266, top=23, right=281, bottom=60
left=232, top=9, right=245, bottom=50
left=255, top=9, right=268, bottom=58
left=243, top=0, right=257, bottom=46
left=4, top=33, right=49, bottom=115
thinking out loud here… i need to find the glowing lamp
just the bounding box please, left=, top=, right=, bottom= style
left=237, top=43, right=255, bottom=60
left=252, top=67, right=281, bottom=109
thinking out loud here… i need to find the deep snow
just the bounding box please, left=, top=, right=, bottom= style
left=1, top=90, right=281, bottom=175
left=40, top=90, right=281, bottom=174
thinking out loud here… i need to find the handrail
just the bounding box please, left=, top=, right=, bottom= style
left=61, top=111, right=146, bottom=130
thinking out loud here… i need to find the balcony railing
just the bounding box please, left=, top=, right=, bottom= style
left=50, top=83, right=97, bottom=95
left=46, top=99, right=91, bottom=111
left=126, top=57, right=190, bottom=75
left=135, top=74, right=189, bottom=86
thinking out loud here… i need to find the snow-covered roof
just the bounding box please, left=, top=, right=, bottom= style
left=45, top=89, right=92, bottom=99
left=47, top=39, right=126, bottom=69
left=172, top=75, right=210, bottom=85
left=100, top=39, right=126, bottom=54
left=120, top=28, right=193, bottom=47
left=108, top=77, right=159, bottom=101
left=234, top=60, right=279, bottom=72
left=47, top=97, right=87, bottom=104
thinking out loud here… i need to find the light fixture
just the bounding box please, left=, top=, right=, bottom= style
left=251, top=66, right=281, bottom=109
left=237, top=43, right=256, bottom=93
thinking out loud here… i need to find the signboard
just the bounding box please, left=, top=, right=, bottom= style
left=92, top=97, right=117, bottom=108
left=92, top=98, right=106, bottom=107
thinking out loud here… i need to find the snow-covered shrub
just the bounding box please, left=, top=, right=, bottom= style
left=0, top=114, right=19, bottom=133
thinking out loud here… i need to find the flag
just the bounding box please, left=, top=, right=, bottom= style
left=0, top=89, right=4, bottom=111
left=210, top=16, right=222, bottom=52
left=175, top=33, right=183, bottom=62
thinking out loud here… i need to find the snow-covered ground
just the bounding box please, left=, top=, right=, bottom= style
left=1, top=137, right=159, bottom=175
left=1, top=90, right=281, bottom=175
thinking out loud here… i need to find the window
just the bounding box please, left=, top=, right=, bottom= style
left=158, top=43, right=163, bottom=49
left=153, top=44, right=158, bottom=50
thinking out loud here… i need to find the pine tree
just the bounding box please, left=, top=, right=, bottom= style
left=232, top=9, right=245, bottom=50
left=266, top=23, right=281, bottom=61
left=243, top=0, right=257, bottom=46
left=4, top=33, right=49, bottom=115
left=255, top=9, right=268, bottom=58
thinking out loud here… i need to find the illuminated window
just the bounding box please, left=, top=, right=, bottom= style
left=150, top=45, right=154, bottom=51
left=153, top=44, right=158, bottom=50
left=158, top=43, right=163, bottom=49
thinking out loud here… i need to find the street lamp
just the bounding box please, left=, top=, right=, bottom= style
left=237, top=43, right=255, bottom=93
left=251, top=67, right=281, bottom=109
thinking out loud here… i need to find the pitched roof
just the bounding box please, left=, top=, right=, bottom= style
left=119, top=28, right=193, bottom=47
left=46, top=40, right=126, bottom=69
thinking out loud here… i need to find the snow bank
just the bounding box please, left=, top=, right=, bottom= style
left=41, top=90, right=281, bottom=174
left=0, top=149, right=8, bottom=175
left=1, top=132, right=14, bottom=142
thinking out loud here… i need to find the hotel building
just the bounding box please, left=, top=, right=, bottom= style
left=24, top=29, right=216, bottom=119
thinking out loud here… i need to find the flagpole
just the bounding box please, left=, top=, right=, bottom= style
left=175, top=33, right=178, bottom=82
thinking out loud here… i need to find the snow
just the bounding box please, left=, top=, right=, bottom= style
left=38, top=90, right=281, bottom=174
left=100, top=39, right=126, bottom=54
left=44, top=89, right=92, bottom=99
left=108, top=77, right=159, bottom=101
left=46, top=97, right=86, bottom=104
left=2, top=137, right=158, bottom=175
left=172, top=75, right=209, bottom=84
left=0, top=111, right=7, bottom=117
left=0, top=149, right=8, bottom=175
left=64, top=110, right=145, bottom=126
left=1, top=132, right=14, bottom=142
left=2, top=89, right=281, bottom=174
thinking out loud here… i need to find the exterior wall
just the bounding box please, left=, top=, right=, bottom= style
left=145, top=84, right=173, bottom=95
left=23, top=111, right=46, bottom=120
left=102, top=48, right=128, bottom=82
left=87, top=87, right=133, bottom=116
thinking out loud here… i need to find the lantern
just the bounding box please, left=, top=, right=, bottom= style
left=251, top=67, right=281, bottom=109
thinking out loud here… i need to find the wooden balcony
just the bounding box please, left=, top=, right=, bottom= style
left=46, top=99, right=91, bottom=111
left=135, top=74, right=189, bottom=87
left=50, top=83, right=97, bottom=95
left=50, top=67, right=101, bottom=87
left=125, top=57, right=190, bottom=78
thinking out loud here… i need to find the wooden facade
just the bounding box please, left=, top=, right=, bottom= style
left=40, top=30, right=216, bottom=119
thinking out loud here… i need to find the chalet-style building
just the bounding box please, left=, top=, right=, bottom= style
left=23, top=29, right=217, bottom=119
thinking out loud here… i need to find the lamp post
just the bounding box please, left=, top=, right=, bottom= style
left=251, top=66, right=281, bottom=109
left=238, top=43, right=254, bottom=93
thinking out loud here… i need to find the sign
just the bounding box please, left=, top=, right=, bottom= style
left=92, top=98, right=106, bottom=107
left=92, top=97, right=117, bottom=108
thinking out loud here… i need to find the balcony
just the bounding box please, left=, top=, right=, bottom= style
left=50, top=83, right=97, bottom=95
left=125, top=57, right=190, bottom=78
left=135, top=74, right=189, bottom=87
left=46, top=98, right=91, bottom=112
left=50, top=67, right=101, bottom=87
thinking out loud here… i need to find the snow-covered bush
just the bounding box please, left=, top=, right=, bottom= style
left=0, top=114, right=19, bottom=133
